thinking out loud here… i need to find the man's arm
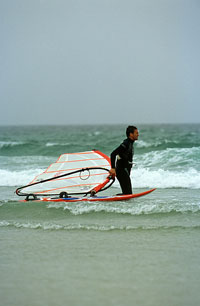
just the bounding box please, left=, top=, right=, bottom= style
left=109, top=143, right=127, bottom=177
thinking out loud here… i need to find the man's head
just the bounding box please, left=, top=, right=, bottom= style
left=126, top=125, right=139, bottom=141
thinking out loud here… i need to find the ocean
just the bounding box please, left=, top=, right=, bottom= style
left=0, top=124, right=200, bottom=306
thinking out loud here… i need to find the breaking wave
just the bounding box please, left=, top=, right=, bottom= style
left=130, top=167, right=200, bottom=189
left=1, top=166, right=200, bottom=189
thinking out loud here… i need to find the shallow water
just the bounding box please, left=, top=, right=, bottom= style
left=1, top=124, right=200, bottom=305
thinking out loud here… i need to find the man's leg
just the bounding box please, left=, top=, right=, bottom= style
left=116, top=168, right=132, bottom=194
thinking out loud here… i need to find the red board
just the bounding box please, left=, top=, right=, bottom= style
left=25, top=188, right=156, bottom=202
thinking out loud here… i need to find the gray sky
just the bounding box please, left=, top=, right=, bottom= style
left=1, top=0, right=200, bottom=125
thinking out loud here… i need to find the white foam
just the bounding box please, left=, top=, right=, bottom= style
left=46, top=142, right=70, bottom=147
left=131, top=167, right=200, bottom=189
left=0, top=141, right=24, bottom=148
left=0, top=169, right=44, bottom=186
left=136, top=140, right=153, bottom=148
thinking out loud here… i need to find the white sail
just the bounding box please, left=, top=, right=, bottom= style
left=18, top=150, right=111, bottom=196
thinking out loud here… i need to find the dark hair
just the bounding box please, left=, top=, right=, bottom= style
left=126, top=125, right=137, bottom=137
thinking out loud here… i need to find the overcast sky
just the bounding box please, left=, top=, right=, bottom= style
left=1, top=0, right=200, bottom=125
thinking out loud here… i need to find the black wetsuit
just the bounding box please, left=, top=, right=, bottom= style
left=110, top=138, right=134, bottom=194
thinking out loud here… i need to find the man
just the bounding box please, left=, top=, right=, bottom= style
left=109, top=126, right=139, bottom=194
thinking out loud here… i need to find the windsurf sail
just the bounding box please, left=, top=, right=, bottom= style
left=16, top=150, right=114, bottom=197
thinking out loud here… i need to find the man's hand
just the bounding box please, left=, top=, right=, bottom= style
left=109, top=168, right=116, bottom=178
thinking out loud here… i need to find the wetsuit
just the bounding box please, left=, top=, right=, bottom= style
left=110, top=138, right=134, bottom=194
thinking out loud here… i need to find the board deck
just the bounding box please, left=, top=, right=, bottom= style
left=24, top=188, right=156, bottom=202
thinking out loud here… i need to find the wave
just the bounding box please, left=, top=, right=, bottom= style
left=0, top=169, right=44, bottom=186
left=47, top=200, right=200, bottom=215
left=130, top=167, right=200, bottom=189
left=1, top=140, right=199, bottom=157
left=135, top=140, right=200, bottom=153
left=136, top=147, right=200, bottom=170
left=46, top=142, right=71, bottom=147
left=1, top=166, right=200, bottom=189
left=0, top=155, right=54, bottom=168
left=0, top=141, right=25, bottom=148
left=1, top=194, right=200, bottom=215
left=136, top=139, right=180, bottom=149
left=0, top=141, right=93, bottom=157
left=1, top=220, right=200, bottom=231
left=1, top=146, right=199, bottom=170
